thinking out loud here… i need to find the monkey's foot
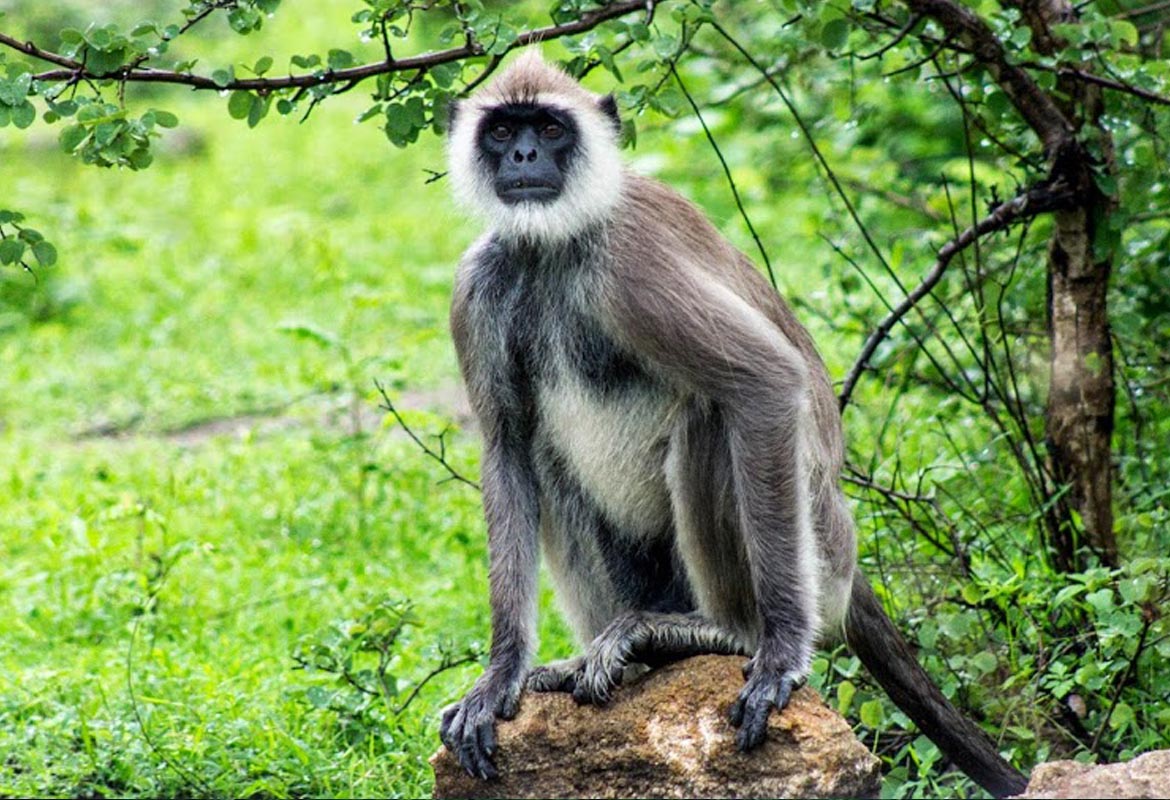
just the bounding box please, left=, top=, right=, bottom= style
left=728, top=659, right=801, bottom=751
left=571, top=615, right=645, bottom=706
left=526, top=657, right=584, bottom=693
left=439, top=673, right=522, bottom=780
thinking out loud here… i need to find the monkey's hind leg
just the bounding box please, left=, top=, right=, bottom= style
left=571, top=611, right=749, bottom=706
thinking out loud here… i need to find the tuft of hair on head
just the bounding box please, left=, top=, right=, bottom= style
left=447, top=50, right=625, bottom=244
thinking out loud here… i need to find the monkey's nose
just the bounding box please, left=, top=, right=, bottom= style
left=512, top=149, right=537, bottom=163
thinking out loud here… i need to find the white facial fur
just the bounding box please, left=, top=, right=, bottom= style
left=448, top=57, right=625, bottom=243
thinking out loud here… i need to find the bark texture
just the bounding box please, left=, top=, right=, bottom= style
left=1032, top=0, right=1120, bottom=570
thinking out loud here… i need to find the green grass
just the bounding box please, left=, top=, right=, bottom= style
left=0, top=12, right=577, bottom=790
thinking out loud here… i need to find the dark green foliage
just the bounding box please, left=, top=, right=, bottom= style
left=292, top=597, right=481, bottom=748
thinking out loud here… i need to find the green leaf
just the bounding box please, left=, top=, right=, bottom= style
left=152, top=109, right=179, bottom=128
left=429, top=62, right=460, bottom=89
left=305, top=686, right=332, bottom=709
left=821, top=18, right=851, bottom=50
left=228, top=90, right=253, bottom=120
left=246, top=95, right=269, bottom=128
left=86, top=46, right=129, bottom=77
left=59, top=124, right=88, bottom=153
left=253, top=55, right=274, bottom=76
left=968, top=651, right=998, bottom=676
left=0, top=71, right=32, bottom=105
left=859, top=699, right=884, bottom=727
left=11, top=100, right=35, bottom=129
left=1111, top=20, right=1139, bottom=48
left=0, top=237, right=26, bottom=265
left=1109, top=702, right=1135, bottom=730
left=836, top=680, right=856, bottom=715
left=211, top=67, right=235, bottom=88
left=32, top=240, right=57, bottom=267
left=277, top=322, right=339, bottom=350
left=1009, top=27, right=1032, bottom=48
left=627, top=21, right=651, bottom=42
left=327, top=49, right=354, bottom=71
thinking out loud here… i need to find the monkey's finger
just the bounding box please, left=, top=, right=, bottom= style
left=734, top=690, right=773, bottom=751
left=498, top=689, right=521, bottom=720
left=459, top=716, right=497, bottom=781
left=773, top=675, right=795, bottom=711
left=480, top=714, right=498, bottom=758
left=735, top=712, right=769, bottom=752
left=476, top=723, right=500, bottom=780
left=728, top=694, right=747, bottom=728
left=439, top=704, right=463, bottom=752
left=459, top=735, right=493, bottom=781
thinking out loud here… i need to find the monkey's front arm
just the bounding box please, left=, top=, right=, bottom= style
left=438, top=431, right=540, bottom=780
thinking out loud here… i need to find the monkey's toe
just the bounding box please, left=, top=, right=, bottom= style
left=526, top=657, right=584, bottom=693
left=729, top=670, right=797, bottom=752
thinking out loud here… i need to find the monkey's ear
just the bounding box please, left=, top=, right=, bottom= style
left=598, top=94, right=621, bottom=134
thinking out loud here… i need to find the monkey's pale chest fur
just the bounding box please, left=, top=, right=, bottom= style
left=498, top=250, right=681, bottom=535
left=535, top=367, right=680, bottom=535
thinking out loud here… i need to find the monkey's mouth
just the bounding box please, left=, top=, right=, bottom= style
left=496, top=180, right=561, bottom=204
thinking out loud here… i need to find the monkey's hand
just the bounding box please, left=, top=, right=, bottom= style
left=728, top=656, right=802, bottom=751
left=438, top=670, right=523, bottom=780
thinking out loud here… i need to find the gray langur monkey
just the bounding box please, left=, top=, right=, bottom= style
left=438, top=52, right=1027, bottom=798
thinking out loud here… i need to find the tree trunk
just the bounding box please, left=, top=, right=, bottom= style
left=1035, top=1, right=1120, bottom=569
left=1045, top=199, right=1119, bottom=570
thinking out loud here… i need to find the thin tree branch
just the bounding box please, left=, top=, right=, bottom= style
left=670, top=61, right=776, bottom=288
left=898, top=0, right=1075, bottom=153
left=374, top=380, right=480, bottom=491
left=1, top=1, right=664, bottom=92
left=838, top=182, right=1078, bottom=409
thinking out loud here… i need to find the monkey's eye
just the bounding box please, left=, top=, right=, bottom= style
left=542, top=123, right=564, bottom=139
left=489, top=124, right=512, bottom=141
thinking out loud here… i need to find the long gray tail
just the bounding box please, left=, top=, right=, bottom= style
left=844, top=571, right=1028, bottom=798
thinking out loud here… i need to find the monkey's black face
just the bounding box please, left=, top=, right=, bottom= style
left=477, top=104, right=579, bottom=205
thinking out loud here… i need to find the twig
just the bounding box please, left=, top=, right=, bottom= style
left=670, top=62, right=776, bottom=289
left=2, top=1, right=665, bottom=92
left=858, top=12, right=924, bottom=60
left=392, top=653, right=481, bottom=715
left=374, top=379, right=480, bottom=491
left=1089, top=609, right=1155, bottom=755
left=838, top=182, right=1078, bottom=409
left=710, top=20, right=906, bottom=297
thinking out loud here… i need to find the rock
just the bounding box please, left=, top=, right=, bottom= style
left=431, top=654, right=881, bottom=799
left=1015, top=749, right=1170, bottom=799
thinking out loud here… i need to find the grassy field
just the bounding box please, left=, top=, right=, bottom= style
left=0, top=7, right=585, bottom=794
